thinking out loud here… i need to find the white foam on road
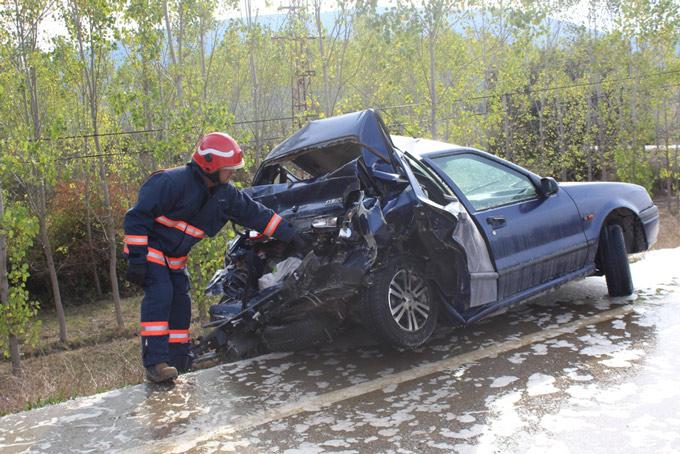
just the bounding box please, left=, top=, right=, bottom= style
left=527, top=373, right=559, bottom=396
left=136, top=304, right=638, bottom=453
left=489, top=376, right=519, bottom=388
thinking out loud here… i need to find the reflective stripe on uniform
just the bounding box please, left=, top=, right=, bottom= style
left=166, top=256, right=188, bottom=270
left=147, top=247, right=166, bottom=266
left=168, top=329, right=190, bottom=343
left=154, top=216, right=206, bottom=239
left=263, top=213, right=282, bottom=237
left=145, top=247, right=188, bottom=270
left=140, top=321, right=169, bottom=336
left=125, top=234, right=148, bottom=245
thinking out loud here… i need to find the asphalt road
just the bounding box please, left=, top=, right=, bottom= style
left=1, top=248, right=679, bottom=454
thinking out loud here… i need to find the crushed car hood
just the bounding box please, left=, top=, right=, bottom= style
left=258, top=109, right=397, bottom=176
left=245, top=160, right=362, bottom=229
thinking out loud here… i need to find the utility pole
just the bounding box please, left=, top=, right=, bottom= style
left=278, top=0, right=316, bottom=129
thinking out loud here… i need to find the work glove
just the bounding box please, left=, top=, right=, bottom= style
left=291, top=232, right=313, bottom=256
left=125, top=262, right=147, bottom=287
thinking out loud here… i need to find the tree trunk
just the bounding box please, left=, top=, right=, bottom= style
left=554, top=97, right=567, bottom=181
left=142, top=62, right=153, bottom=132
left=536, top=97, right=545, bottom=170
left=163, top=0, right=182, bottom=103
left=675, top=88, right=680, bottom=214
left=178, top=3, right=184, bottom=99
left=502, top=93, right=512, bottom=160
left=95, top=147, right=124, bottom=329
left=39, top=213, right=67, bottom=343
left=662, top=95, right=672, bottom=211
left=0, top=187, right=22, bottom=374
left=428, top=31, right=437, bottom=139
left=314, top=0, right=331, bottom=116
left=72, top=0, right=125, bottom=328
left=245, top=0, right=262, bottom=160
left=193, top=261, right=204, bottom=324
left=628, top=42, right=639, bottom=183
left=585, top=93, right=593, bottom=181
left=199, top=15, right=207, bottom=103
left=586, top=1, right=596, bottom=182
left=595, top=83, right=607, bottom=181
left=83, top=165, right=103, bottom=299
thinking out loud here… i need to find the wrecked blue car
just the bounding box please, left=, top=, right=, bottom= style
left=192, top=109, right=659, bottom=362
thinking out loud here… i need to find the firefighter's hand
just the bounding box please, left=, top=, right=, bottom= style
left=291, top=232, right=312, bottom=256
left=125, top=262, right=147, bottom=287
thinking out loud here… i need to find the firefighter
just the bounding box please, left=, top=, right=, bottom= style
left=124, top=132, right=306, bottom=383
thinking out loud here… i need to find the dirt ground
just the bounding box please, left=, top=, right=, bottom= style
left=651, top=203, right=680, bottom=250
left=1, top=206, right=678, bottom=416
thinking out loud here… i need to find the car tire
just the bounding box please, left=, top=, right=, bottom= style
left=360, top=256, right=438, bottom=348
left=600, top=224, right=634, bottom=297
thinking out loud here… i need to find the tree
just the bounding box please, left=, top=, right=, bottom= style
left=0, top=180, right=41, bottom=375
left=62, top=0, right=125, bottom=328
left=1, top=0, right=70, bottom=342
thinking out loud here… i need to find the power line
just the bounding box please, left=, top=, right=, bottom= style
left=37, top=128, right=164, bottom=142
left=376, top=68, right=680, bottom=114
left=465, top=68, right=680, bottom=101
left=11, top=115, right=303, bottom=144
left=56, top=135, right=288, bottom=161
left=4, top=68, right=680, bottom=146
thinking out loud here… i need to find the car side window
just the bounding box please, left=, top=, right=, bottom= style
left=403, top=154, right=455, bottom=206
left=431, top=153, right=537, bottom=211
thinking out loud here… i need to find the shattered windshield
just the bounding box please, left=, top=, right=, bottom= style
left=271, top=142, right=362, bottom=179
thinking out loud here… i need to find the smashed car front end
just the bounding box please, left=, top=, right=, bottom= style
left=191, top=110, right=480, bottom=364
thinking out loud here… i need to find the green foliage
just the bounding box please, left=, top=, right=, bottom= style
left=188, top=228, right=234, bottom=322
left=2, top=0, right=680, bottom=308
left=0, top=198, right=41, bottom=358
left=614, top=146, right=655, bottom=191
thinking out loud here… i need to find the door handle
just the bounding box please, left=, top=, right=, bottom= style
left=486, top=216, right=506, bottom=228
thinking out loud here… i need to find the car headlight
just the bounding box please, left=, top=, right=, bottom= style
left=311, top=216, right=339, bottom=229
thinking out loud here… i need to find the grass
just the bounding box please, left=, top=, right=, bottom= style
left=0, top=294, right=146, bottom=416
left=0, top=293, right=213, bottom=416
left=31, top=295, right=142, bottom=355
left=1, top=206, right=679, bottom=416
left=0, top=337, right=142, bottom=416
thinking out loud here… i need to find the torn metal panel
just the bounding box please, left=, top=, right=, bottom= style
left=450, top=206, right=498, bottom=308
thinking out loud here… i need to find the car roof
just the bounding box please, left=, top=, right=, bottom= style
left=390, top=135, right=467, bottom=157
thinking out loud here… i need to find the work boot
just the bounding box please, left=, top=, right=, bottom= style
left=145, top=362, right=178, bottom=383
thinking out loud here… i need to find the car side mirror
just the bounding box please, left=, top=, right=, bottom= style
left=539, top=177, right=559, bottom=197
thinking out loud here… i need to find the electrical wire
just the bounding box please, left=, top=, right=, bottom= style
left=4, top=68, right=679, bottom=151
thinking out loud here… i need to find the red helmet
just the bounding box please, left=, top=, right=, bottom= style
left=192, top=132, right=244, bottom=174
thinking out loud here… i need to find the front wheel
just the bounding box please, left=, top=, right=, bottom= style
left=600, top=224, right=634, bottom=297
left=360, top=257, right=438, bottom=348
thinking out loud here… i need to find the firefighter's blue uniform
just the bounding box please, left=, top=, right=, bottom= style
left=124, top=162, right=295, bottom=370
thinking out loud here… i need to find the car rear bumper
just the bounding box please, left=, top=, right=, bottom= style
left=640, top=204, right=660, bottom=249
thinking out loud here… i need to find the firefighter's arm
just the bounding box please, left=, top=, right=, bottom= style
left=216, top=183, right=297, bottom=242
left=123, top=173, right=176, bottom=264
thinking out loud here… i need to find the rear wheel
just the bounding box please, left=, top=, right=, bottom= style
left=600, top=224, right=634, bottom=297
left=360, top=257, right=438, bottom=348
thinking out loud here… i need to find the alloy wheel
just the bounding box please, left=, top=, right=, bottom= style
left=388, top=269, right=430, bottom=332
